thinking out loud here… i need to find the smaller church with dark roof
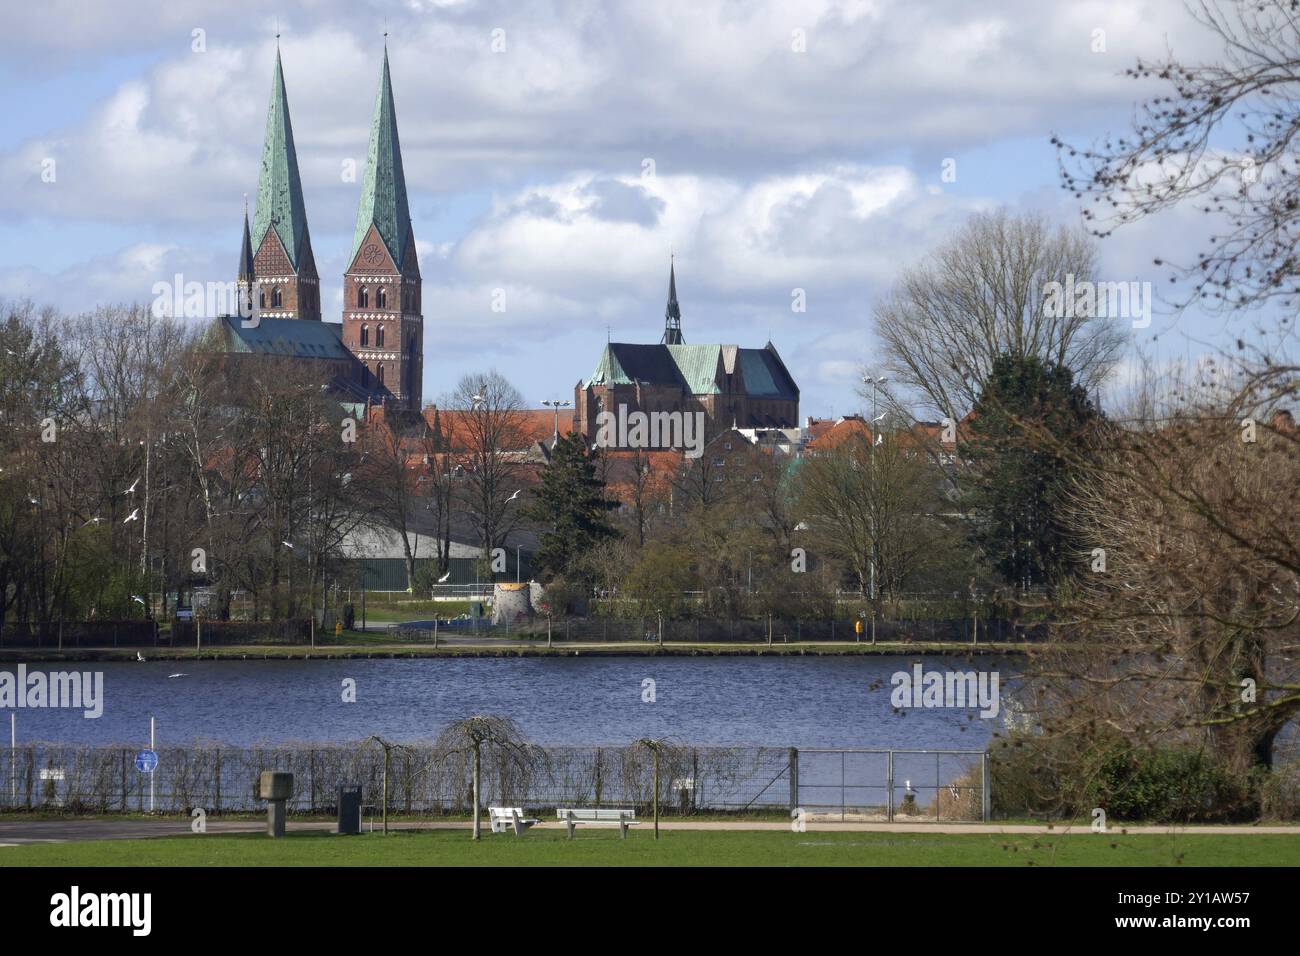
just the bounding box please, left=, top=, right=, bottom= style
left=575, top=261, right=800, bottom=446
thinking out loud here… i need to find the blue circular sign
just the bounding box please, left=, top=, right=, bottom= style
left=134, top=750, right=158, bottom=773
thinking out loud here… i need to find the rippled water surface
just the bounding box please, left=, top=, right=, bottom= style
left=3, top=656, right=1010, bottom=748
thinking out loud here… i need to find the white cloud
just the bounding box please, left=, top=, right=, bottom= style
left=0, top=0, right=1250, bottom=416
left=0, top=0, right=1220, bottom=227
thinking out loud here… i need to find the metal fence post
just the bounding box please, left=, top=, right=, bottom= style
left=788, top=747, right=798, bottom=811
left=886, top=750, right=894, bottom=822
left=935, top=752, right=941, bottom=821
left=981, top=751, right=991, bottom=822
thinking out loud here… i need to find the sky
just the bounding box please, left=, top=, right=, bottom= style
left=0, top=0, right=1249, bottom=417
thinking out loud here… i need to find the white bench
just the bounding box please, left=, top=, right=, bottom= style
left=488, top=806, right=540, bottom=835
left=556, top=807, right=639, bottom=838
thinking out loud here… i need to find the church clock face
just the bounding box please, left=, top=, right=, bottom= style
left=362, top=242, right=384, bottom=266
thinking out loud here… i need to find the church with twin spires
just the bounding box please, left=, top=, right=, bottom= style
left=216, top=45, right=423, bottom=411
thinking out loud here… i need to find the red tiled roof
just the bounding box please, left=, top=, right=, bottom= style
left=419, top=407, right=578, bottom=452
left=805, top=415, right=873, bottom=450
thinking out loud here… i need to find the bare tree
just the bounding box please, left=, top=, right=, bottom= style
left=874, top=210, right=1124, bottom=418
left=623, top=448, right=666, bottom=547
left=798, top=431, right=951, bottom=604
left=424, top=407, right=455, bottom=579
left=359, top=414, right=427, bottom=591
left=433, top=715, right=540, bottom=840
left=1025, top=358, right=1299, bottom=775
left=1056, top=0, right=1300, bottom=318
left=446, top=371, right=529, bottom=561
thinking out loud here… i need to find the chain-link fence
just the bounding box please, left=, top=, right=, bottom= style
left=794, top=749, right=988, bottom=822
left=0, top=742, right=988, bottom=821
left=0, top=742, right=789, bottom=815
left=388, top=617, right=1046, bottom=645
left=0, top=617, right=1045, bottom=648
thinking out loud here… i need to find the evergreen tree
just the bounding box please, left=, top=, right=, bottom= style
left=960, top=353, right=1100, bottom=590
left=523, top=432, right=619, bottom=582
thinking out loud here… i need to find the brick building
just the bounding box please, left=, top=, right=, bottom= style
left=574, top=261, right=800, bottom=446
left=224, top=47, right=423, bottom=411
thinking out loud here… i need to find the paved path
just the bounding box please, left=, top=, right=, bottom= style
left=2, top=817, right=1297, bottom=845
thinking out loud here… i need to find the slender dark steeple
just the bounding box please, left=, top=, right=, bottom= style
left=236, top=199, right=256, bottom=316
left=238, top=201, right=255, bottom=281
left=662, top=256, right=683, bottom=345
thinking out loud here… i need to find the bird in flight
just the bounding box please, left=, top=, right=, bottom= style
left=121, top=478, right=140, bottom=495
left=437, top=570, right=451, bottom=583
left=124, top=508, right=140, bottom=523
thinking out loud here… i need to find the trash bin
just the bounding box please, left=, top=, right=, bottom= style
left=338, top=784, right=362, bottom=835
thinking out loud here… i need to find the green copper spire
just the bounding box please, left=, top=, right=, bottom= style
left=351, top=48, right=412, bottom=267
left=252, top=50, right=310, bottom=269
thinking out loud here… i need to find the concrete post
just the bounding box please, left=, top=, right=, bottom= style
left=258, top=771, right=293, bottom=838
left=268, top=799, right=286, bottom=838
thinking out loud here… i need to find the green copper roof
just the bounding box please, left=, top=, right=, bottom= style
left=352, top=49, right=412, bottom=267
left=252, top=50, right=310, bottom=270
left=666, top=344, right=722, bottom=394
left=586, top=343, right=722, bottom=394
left=586, top=341, right=798, bottom=401
left=216, top=315, right=352, bottom=361
left=739, top=347, right=797, bottom=398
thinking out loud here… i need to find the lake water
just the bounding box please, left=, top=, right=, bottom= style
left=2, top=656, right=1007, bottom=749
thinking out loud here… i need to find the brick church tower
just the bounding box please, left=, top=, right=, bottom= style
left=342, top=49, right=423, bottom=410
left=245, top=49, right=320, bottom=321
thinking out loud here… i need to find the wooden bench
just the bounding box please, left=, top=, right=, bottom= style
left=488, top=806, right=540, bottom=835
left=556, top=807, right=638, bottom=838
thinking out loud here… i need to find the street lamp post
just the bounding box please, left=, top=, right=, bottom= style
left=541, top=399, right=571, bottom=449
left=862, top=375, right=887, bottom=601
left=864, top=375, right=888, bottom=429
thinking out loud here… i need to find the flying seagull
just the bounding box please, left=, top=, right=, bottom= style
left=437, top=570, right=451, bottom=583
left=135, top=652, right=146, bottom=662
left=507, top=489, right=522, bottom=502
left=167, top=673, right=188, bottom=679
left=82, top=516, right=102, bottom=527
left=121, top=477, right=139, bottom=495
left=123, top=508, right=140, bottom=523
left=131, top=595, right=146, bottom=605
left=281, top=540, right=294, bottom=549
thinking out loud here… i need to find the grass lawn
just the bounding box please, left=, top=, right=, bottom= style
left=356, top=599, right=473, bottom=617
left=3, top=828, right=1297, bottom=867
